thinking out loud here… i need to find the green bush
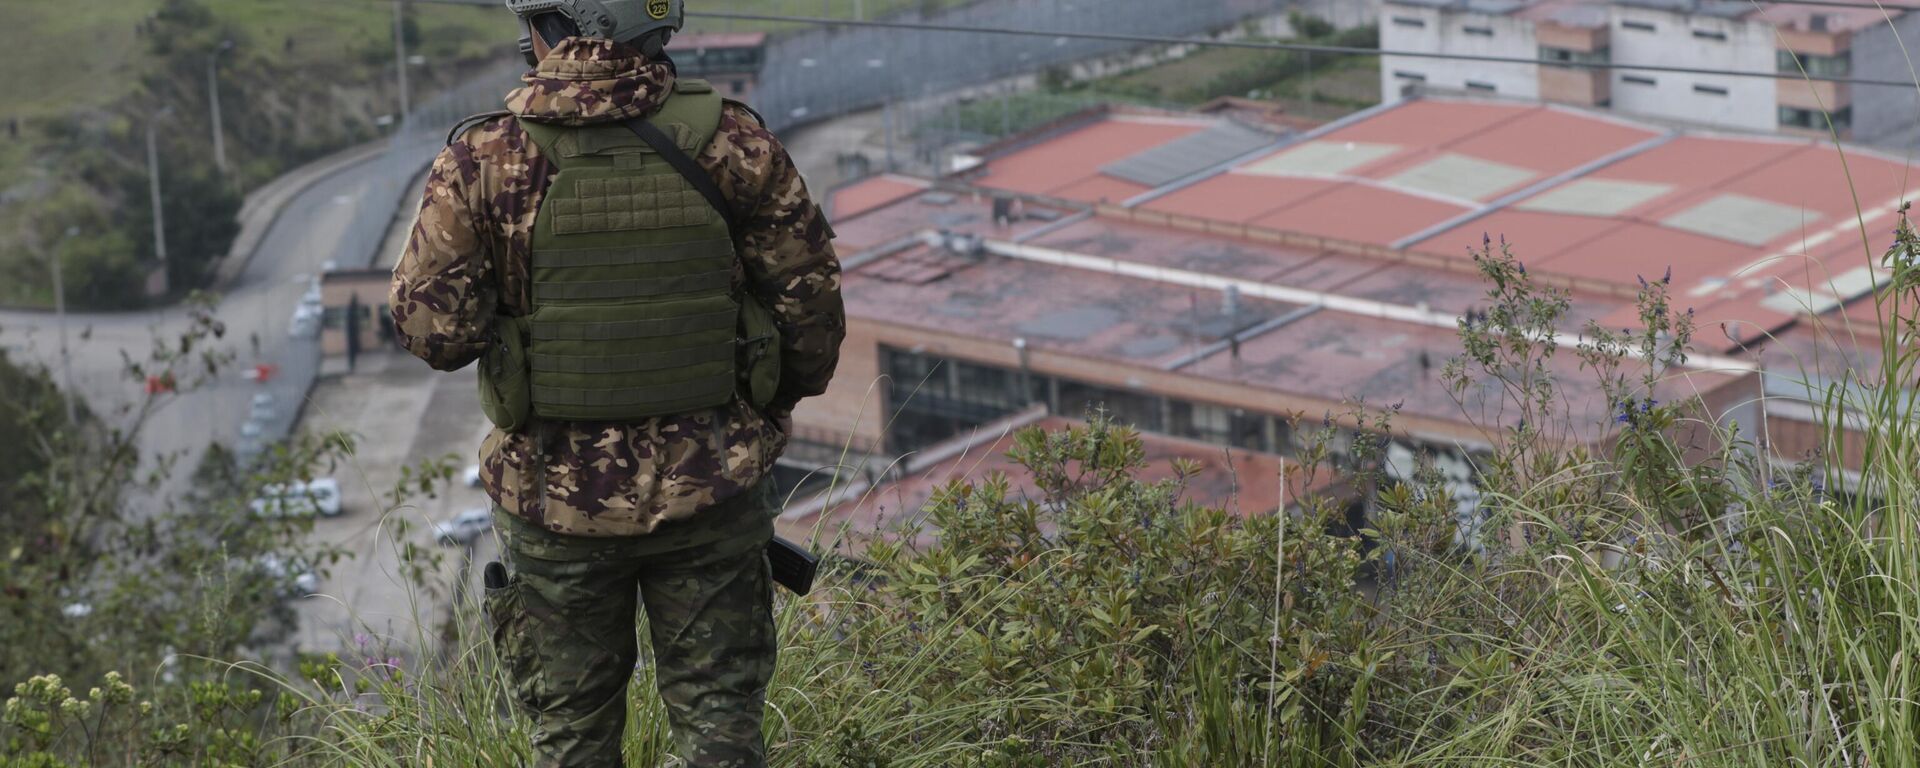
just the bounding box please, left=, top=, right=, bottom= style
left=10, top=225, right=1920, bottom=766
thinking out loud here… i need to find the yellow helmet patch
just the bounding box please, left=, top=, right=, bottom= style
left=647, top=0, right=670, bottom=19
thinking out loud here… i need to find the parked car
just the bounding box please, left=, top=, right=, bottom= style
left=463, top=464, right=483, bottom=488
left=288, top=305, right=320, bottom=339
left=433, top=508, right=493, bottom=547
left=253, top=554, right=320, bottom=598
left=239, top=419, right=265, bottom=440
left=249, top=478, right=343, bottom=518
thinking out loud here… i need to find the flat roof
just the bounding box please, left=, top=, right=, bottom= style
left=970, top=113, right=1226, bottom=203
left=782, top=414, right=1297, bottom=547
left=844, top=244, right=1304, bottom=369
left=828, top=174, right=929, bottom=221
left=1143, top=100, right=1665, bottom=248
left=821, top=94, right=1899, bottom=442
left=828, top=189, right=1068, bottom=253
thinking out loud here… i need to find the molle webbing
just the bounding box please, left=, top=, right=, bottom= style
left=529, top=310, right=736, bottom=341
left=516, top=80, right=740, bottom=422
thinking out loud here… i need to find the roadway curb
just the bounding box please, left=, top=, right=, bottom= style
left=213, top=140, right=394, bottom=289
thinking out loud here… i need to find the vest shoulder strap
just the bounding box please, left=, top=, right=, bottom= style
left=447, top=109, right=513, bottom=146
left=650, top=81, right=725, bottom=151
left=516, top=118, right=569, bottom=161
left=512, top=85, right=725, bottom=166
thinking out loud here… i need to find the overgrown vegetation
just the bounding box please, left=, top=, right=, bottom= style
left=7, top=218, right=1920, bottom=764
left=934, top=13, right=1381, bottom=143
left=1094, top=14, right=1379, bottom=110
left=0, top=0, right=509, bottom=310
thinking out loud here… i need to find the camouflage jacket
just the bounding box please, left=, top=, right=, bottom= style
left=390, top=38, right=844, bottom=537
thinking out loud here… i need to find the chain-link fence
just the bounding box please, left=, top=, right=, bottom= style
left=750, top=0, right=1277, bottom=133
left=236, top=62, right=523, bottom=467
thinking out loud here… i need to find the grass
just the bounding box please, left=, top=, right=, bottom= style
left=1102, top=44, right=1291, bottom=102
left=1080, top=25, right=1381, bottom=116
left=0, top=1, right=506, bottom=123
left=9, top=7, right=1920, bottom=768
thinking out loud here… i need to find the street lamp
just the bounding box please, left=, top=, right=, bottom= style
left=393, top=0, right=412, bottom=123
left=208, top=39, right=234, bottom=177
left=53, top=226, right=78, bottom=427
left=146, top=106, right=175, bottom=298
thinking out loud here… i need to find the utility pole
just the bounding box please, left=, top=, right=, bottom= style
left=208, top=40, right=234, bottom=177
left=53, top=227, right=76, bottom=427
left=394, top=0, right=412, bottom=124
left=146, top=108, right=172, bottom=297
left=883, top=97, right=895, bottom=172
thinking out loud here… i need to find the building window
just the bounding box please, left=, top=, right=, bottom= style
left=1393, top=70, right=1428, bottom=82
left=1462, top=25, right=1493, bottom=36
left=1540, top=45, right=1610, bottom=66
left=880, top=347, right=1044, bottom=452
left=1622, top=74, right=1657, bottom=86
left=1780, top=105, right=1853, bottom=130
left=1779, top=49, right=1852, bottom=77
left=1169, top=401, right=1274, bottom=452
left=730, top=81, right=745, bottom=95
left=1056, top=379, right=1164, bottom=432
left=1621, top=20, right=1656, bottom=32
left=1465, top=80, right=1497, bottom=92
left=1692, top=29, right=1728, bottom=41
left=1390, top=16, right=1426, bottom=28
left=1693, top=83, right=1730, bottom=96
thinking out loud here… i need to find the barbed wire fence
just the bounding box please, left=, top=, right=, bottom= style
left=740, top=0, right=1278, bottom=134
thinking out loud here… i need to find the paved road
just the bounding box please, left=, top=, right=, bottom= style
left=0, top=133, right=442, bottom=514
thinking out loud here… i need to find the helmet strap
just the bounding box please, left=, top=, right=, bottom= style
left=518, top=24, right=538, bottom=66
left=636, top=29, right=672, bottom=60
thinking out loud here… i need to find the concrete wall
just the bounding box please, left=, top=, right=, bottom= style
left=1380, top=3, right=1540, bottom=103
left=1849, top=12, right=1920, bottom=148
left=1607, top=7, right=1776, bottom=132
left=792, top=315, right=889, bottom=454
left=320, top=275, right=393, bottom=359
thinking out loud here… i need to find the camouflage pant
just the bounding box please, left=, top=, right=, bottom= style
left=485, top=482, right=778, bottom=768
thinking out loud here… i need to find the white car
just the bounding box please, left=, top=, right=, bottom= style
left=252, top=392, right=275, bottom=409
left=462, top=464, right=483, bottom=488
left=239, top=419, right=265, bottom=440
left=249, top=478, right=343, bottom=518
left=433, top=508, right=493, bottom=546
left=288, top=305, right=321, bottom=339
left=254, top=554, right=320, bottom=597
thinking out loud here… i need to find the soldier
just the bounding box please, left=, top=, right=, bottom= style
left=388, top=0, right=844, bottom=764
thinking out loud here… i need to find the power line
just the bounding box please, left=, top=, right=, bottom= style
left=686, top=10, right=1920, bottom=88
left=1745, top=0, right=1920, bottom=10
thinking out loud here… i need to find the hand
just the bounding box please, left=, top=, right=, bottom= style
left=773, top=413, right=793, bottom=436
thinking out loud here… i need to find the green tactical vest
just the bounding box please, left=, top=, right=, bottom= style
left=478, top=80, right=781, bottom=430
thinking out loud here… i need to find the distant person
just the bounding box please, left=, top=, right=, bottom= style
left=387, top=0, right=844, bottom=763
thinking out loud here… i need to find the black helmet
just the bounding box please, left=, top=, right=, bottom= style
left=507, top=0, right=684, bottom=62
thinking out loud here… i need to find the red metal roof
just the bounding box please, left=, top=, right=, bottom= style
left=1250, top=183, right=1473, bottom=248
left=829, top=174, right=929, bottom=221
left=842, top=243, right=1304, bottom=369
left=1426, top=107, right=1660, bottom=176
left=781, top=414, right=1296, bottom=548
left=1141, top=174, right=1333, bottom=224
left=1318, top=99, right=1537, bottom=149
left=972, top=115, right=1213, bottom=202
